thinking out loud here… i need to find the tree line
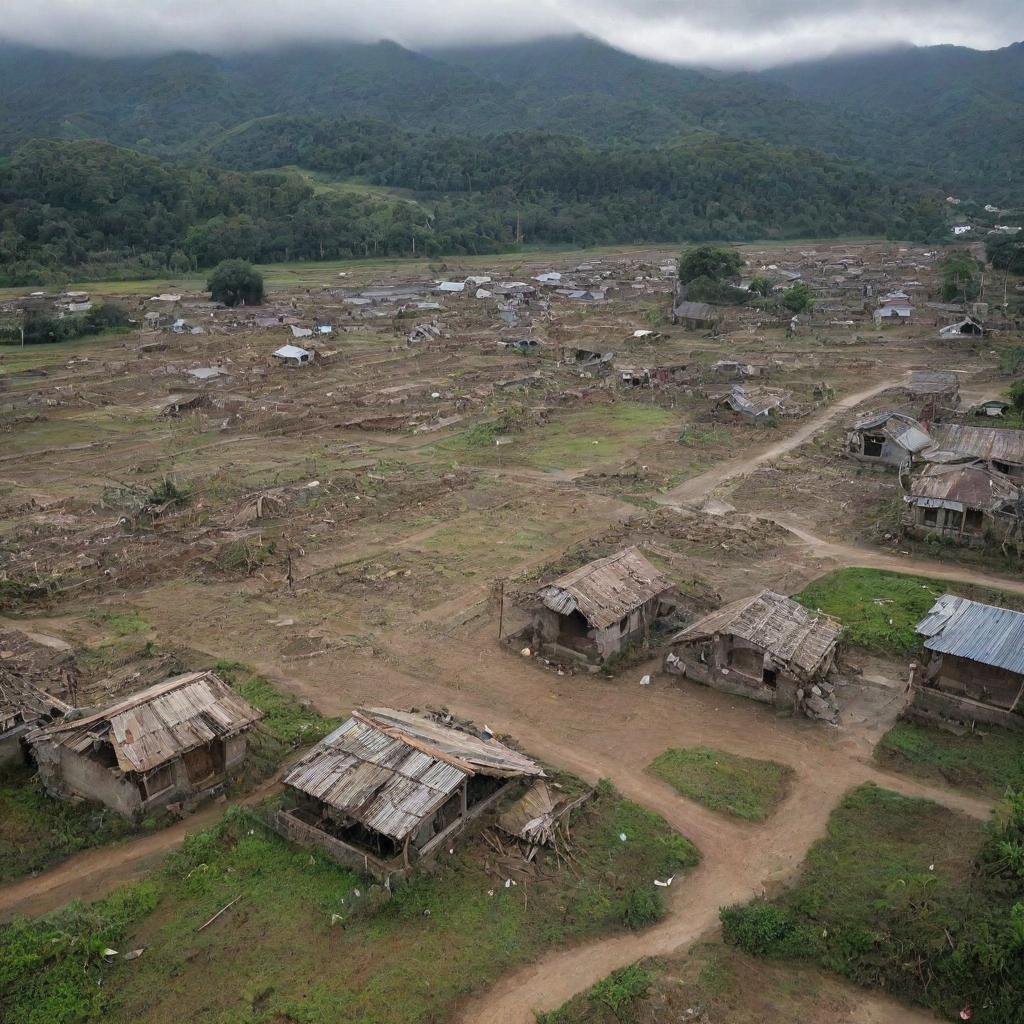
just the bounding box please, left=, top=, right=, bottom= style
left=0, top=128, right=923, bottom=284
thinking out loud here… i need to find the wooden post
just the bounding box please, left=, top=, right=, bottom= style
left=496, top=579, right=504, bottom=641
left=403, top=834, right=410, bottom=868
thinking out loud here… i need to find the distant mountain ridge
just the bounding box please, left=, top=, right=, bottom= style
left=0, top=35, right=1021, bottom=201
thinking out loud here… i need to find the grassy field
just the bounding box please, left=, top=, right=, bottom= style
left=648, top=747, right=793, bottom=822
left=876, top=720, right=1024, bottom=797
left=720, top=783, right=1024, bottom=1023
left=537, top=942, right=898, bottom=1024
left=0, top=764, right=152, bottom=884
left=436, top=402, right=679, bottom=472
left=794, top=567, right=1022, bottom=654
left=0, top=783, right=698, bottom=1024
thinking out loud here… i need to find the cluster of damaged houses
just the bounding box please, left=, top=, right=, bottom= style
left=844, top=373, right=1024, bottom=550
left=5, top=534, right=1024, bottom=880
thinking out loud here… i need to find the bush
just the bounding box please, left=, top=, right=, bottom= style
left=620, top=884, right=663, bottom=930
left=720, top=901, right=810, bottom=957
left=207, top=259, right=264, bottom=306
left=588, top=964, right=653, bottom=1016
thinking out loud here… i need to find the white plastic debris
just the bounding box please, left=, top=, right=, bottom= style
left=639, top=674, right=651, bottom=686
left=505, top=879, right=512, bottom=888
left=487, top=889, right=495, bottom=897
left=654, top=875, right=675, bottom=887
left=431, top=392, right=441, bottom=399
left=619, top=833, right=627, bottom=842
left=521, top=647, right=532, bottom=657
left=124, top=948, right=145, bottom=961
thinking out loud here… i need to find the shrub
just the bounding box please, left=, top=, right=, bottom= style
left=720, top=902, right=811, bottom=957
left=620, top=884, right=663, bottom=930
left=589, top=963, right=653, bottom=1016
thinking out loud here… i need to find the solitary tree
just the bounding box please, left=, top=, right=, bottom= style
left=678, top=245, right=743, bottom=285
left=748, top=276, right=773, bottom=298
left=207, top=259, right=264, bottom=307
left=781, top=283, right=814, bottom=314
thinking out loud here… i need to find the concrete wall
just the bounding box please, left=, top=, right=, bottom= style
left=0, top=726, right=29, bottom=767
left=907, top=684, right=1024, bottom=733
left=33, top=733, right=251, bottom=820
left=535, top=594, right=673, bottom=664
left=35, top=741, right=143, bottom=818
left=666, top=634, right=802, bottom=709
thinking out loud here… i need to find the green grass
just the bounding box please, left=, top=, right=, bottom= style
left=648, top=747, right=793, bottom=822
left=720, top=783, right=1024, bottom=1023
left=876, top=720, right=1024, bottom=797
left=438, top=403, right=677, bottom=472
left=0, top=764, right=154, bottom=884
left=0, top=784, right=698, bottom=1024
left=796, top=568, right=1024, bottom=655
left=536, top=942, right=881, bottom=1024
left=214, top=662, right=341, bottom=763
left=102, top=611, right=151, bottom=636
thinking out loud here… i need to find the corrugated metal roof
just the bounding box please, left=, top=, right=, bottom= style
left=853, top=411, right=934, bottom=454
left=673, top=300, right=720, bottom=320
left=31, top=671, right=263, bottom=773
left=537, top=547, right=674, bottom=629
left=917, top=594, right=1024, bottom=674
left=906, top=370, right=959, bottom=396
left=283, top=708, right=543, bottom=842
left=0, top=673, right=70, bottom=733
left=670, top=590, right=841, bottom=679
left=931, top=424, right=1024, bottom=466
left=906, top=463, right=1020, bottom=509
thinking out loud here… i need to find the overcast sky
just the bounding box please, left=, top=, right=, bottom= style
left=2, top=0, right=1022, bottom=68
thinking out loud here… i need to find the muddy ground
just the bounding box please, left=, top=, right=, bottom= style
left=1, top=240, right=1021, bottom=1023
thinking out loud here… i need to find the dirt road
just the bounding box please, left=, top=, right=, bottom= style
left=767, top=514, right=1024, bottom=597
left=0, top=780, right=281, bottom=922
left=657, top=375, right=906, bottom=506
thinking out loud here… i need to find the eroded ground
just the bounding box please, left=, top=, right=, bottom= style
left=1, top=240, right=1021, bottom=1023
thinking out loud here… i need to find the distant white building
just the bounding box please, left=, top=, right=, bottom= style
left=952, top=225, right=972, bottom=236
left=273, top=345, right=312, bottom=367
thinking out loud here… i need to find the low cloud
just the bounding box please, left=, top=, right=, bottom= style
left=2, top=0, right=1021, bottom=68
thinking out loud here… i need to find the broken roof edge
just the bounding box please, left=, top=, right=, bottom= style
left=30, top=670, right=260, bottom=740
left=356, top=708, right=545, bottom=779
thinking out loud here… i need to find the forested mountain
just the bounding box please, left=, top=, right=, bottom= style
left=0, top=36, right=1021, bottom=202
left=0, top=133, right=924, bottom=285
left=0, top=34, right=1017, bottom=283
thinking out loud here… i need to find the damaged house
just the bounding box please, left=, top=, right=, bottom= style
left=665, top=590, right=842, bottom=722
left=903, top=370, right=961, bottom=417
left=28, top=671, right=263, bottom=819
left=844, top=411, right=934, bottom=469
left=277, top=707, right=544, bottom=881
left=939, top=315, right=984, bottom=338
left=714, top=385, right=795, bottom=424
left=530, top=547, right=677, bottom=665
left=930, top=424, right=1024, bottom=479
left=909, top=595, right=1024, bottom=731
left=902, top=462, right=1023, bottom=547
left=0, top=674, right=70, bottom=766
left=672, top=299, right=722, bottom=331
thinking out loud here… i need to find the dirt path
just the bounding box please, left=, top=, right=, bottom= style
left=657, top=375, right=906, bottom=506
left=767, top=514, right=1024, bottom=597
left=0, top=779, right=281, bottom=922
